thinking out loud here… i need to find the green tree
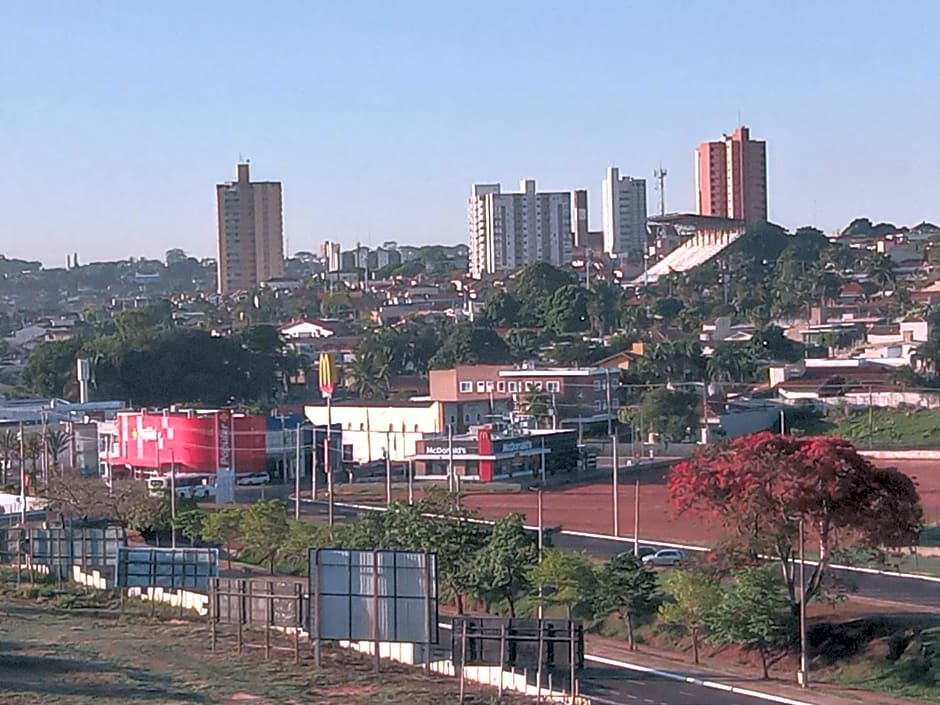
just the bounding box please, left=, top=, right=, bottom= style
left=174, top=508, right=206, bottom=547
left=622, top=388, right=700, bottom=444
left=239, top=500, right=290, bottom=574
left=281, top=520, right=331, bottom=574
left=513, top=262, right=577, bottom=325
left=592, top=553, right=659, bottom=651
left=706, top=567, right=790, bottom=679
left=429, top=324, right=514, bottom=369
left=469, top=513, right=538, bottom=617
left=659, top=569, right=721, bottom=665
left=545, top=285, right=591, bottom=334
left=126, top=493, right=199, bottom=545
left=587, top=283, right=622, bottom=337
left=528, top=549, right=596, bottom=618
left=481, top=291, right=523, bottom=328
left=21, top=337, right=84, bottom=399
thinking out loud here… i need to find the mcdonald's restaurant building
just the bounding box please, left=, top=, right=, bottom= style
left=409, top=427, right=578, bottom=482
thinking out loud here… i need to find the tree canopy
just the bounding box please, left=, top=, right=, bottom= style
left=668, top=432, right=923, bottom=610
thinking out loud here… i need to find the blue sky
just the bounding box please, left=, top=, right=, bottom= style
left=2, top=1, right=938, bottom=265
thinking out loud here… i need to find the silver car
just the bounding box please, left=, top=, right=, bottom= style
left=641, top=548, right=687, bottom=567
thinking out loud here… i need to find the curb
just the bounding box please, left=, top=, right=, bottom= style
left=584, top=653, right=816, bottom=705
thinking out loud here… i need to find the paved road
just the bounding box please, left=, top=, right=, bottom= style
left=551, top=533, right=940, bottom=609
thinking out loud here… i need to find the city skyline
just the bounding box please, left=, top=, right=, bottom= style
left=3, top=1, right=939, bottom=263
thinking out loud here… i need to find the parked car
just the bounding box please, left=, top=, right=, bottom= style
left=616, top=546, right=657, bottom=561
left=641, top=548, right=687, bottom=567
left=236, top=472, right=271, bottom=486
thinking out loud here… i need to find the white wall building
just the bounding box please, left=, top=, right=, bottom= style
left=602, top=167, right=648, bottom=258
left=468, top=179, right=573, bottom=278
left=304, top=401, right=445, bottom=463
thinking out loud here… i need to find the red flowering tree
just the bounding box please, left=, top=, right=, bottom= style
left=668, top=432, right=922, bottom=611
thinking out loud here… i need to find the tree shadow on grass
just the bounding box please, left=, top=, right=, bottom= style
left=0, top=650, right=206, bottom=703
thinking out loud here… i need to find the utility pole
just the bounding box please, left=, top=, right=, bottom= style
left=605, top=368, right=613, bottom=436
left=294, top=423, right=302, bottom=520
left=447, top=424, right=455, bottom=495
left=611, top=432, right=619, bottom=537
left=169, top=449, right=176, bottom=549
left=633, top=479, right=640, bottom=556
left=385, top=429, right=392, bottom=506
left=798, top=517, right=808, bottom=688
left=18, top=421, right=25, bottom=524
left=868, top=385, right=874, bottom=449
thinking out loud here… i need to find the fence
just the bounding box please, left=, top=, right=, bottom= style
left=209, top=578, right=305, bottom=663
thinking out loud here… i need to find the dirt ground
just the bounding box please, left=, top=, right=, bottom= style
left=0, top=595, right=528, bottom=705
left=465, top=459, right=940, bottom=547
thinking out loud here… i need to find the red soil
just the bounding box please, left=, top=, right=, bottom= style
left=464, top=459, right=940, bottom=545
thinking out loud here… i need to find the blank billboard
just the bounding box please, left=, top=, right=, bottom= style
left=116, top=547, right=218, bottom=590
left=309, top=549, right=438, bottom=644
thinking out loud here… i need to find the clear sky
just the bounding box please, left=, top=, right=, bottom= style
left=2, top=1, right=938, bottom=266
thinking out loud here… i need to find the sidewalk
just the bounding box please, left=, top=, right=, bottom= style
left=584, top=632, right=924, bottom=705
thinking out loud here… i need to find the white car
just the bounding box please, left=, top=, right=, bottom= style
left=641, top=549, right=687, bottom=567
left=236, top=472, right=271, bottom=486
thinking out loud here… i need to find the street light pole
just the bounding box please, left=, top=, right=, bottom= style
left=605, top=368, right=613, bottom=436
left=633, top=479, right=640, bottom=556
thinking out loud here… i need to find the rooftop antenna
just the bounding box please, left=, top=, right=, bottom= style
left=653, top=165, right=668, bottom=216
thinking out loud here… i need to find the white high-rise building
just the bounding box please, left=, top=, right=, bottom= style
left=602, top=167, right=648, bottom=258
left=468, top=179, right=573, bottom=278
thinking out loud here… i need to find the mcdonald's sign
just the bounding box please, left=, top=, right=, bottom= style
left=318, top=352, right=336, bottom=398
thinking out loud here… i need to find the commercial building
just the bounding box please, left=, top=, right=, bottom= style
left=216, top=162, right=285, bottom=294
left=430, top=364, right=618, bottom=429
left=410, top=427, right=578, bottom=482
left=602, top=167, right=648, bottom=258
left=468, top=179, right=573, bottom=278
left=104, top=409, right=267, bottom=476
left=695, top=126, right=767, bottom=223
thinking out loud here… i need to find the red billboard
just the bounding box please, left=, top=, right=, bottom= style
left=109, top=410, right=266, bottom=475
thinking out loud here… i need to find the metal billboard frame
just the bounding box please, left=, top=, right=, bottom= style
left=115, top=546, right=218, bottom=591
left=308, top=548, right=438, bottom=670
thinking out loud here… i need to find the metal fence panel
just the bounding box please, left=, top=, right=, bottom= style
left=115, top=547, right=218, bottom=590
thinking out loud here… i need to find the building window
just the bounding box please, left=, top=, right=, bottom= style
left=525, top=382, right=534, bottom=392
left=459, top=381, right=472, bottom=393
left=414, top=425, right=420, bottom=432
left=476, top=381, right=486, bottom=392
left=497, top=381, right=506, bottom=393
left=359, top=423, right=365, bottom=431
left=546, top=381, right=560, bottom=393
left=593, top=400, right=603, bottom=410
left=593, top=380, right=602, bottom=391
left=508, top=381, right=519, bottom=392
left=486, top=380, right=495, bottom=392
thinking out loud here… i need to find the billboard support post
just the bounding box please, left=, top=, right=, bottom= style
left=372, top=550, right=380, bottom=673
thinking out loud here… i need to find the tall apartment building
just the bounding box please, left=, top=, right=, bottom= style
left=216, top=162, right=284, bottom=294
left=468, top=179, right=573, bottom=278
left=571, top=189, right=589, bottom=249
left=602, top=167, right=648, bottom=258
left=696, top=126, right=767, bottom=223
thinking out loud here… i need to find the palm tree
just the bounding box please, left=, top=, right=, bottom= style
left=864, top=253, right=898, bottom=298
left=45, top=429, right=72, bottom=472
left=522, top=389, right=553, bottom=428
left=345, top=351, right=389, bottom=400
left=22, top=435, right=43, bottom=486
left=0, top=430, right=17, bottom=486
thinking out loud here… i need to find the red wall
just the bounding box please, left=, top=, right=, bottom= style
left=111, top=411, right=266, bottom=474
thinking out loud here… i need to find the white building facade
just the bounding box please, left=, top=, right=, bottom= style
left=602, top=167, right=648, bottom=259
left=468, top=179, right=573, bottom=278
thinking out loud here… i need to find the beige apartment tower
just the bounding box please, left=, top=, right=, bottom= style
left=216, top=162, right=284, bottom=294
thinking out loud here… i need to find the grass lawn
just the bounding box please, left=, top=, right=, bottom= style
left=0, top=571, right=528, bottom=705
left=796, top=407, right=940, bottom=448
